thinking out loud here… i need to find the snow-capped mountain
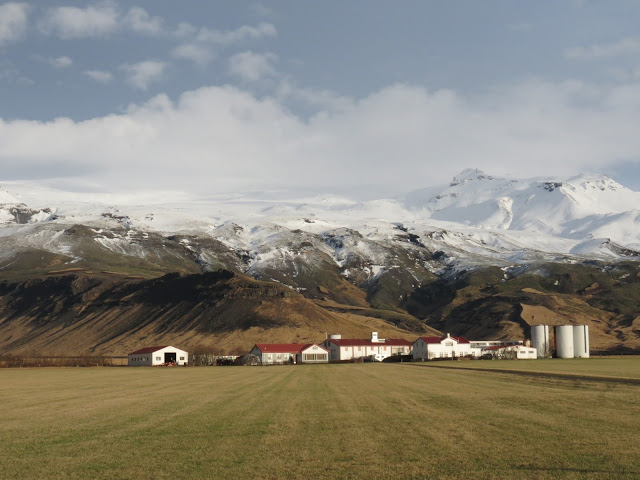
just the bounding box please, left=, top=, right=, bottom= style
left=3, top=170, right=640, bottom=356
left=1, top=169, right=639, bottom=286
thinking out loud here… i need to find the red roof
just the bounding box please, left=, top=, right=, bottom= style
left=418, top=336, right=470, bottom=344
left=128, top=345, right=169, bottom=355
left=327, top=338, right=412, bottom=347
left=253, top=343, right=326, bottom=354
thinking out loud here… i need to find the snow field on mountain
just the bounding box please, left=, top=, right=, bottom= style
left=1, top=170, right=639, bottom=272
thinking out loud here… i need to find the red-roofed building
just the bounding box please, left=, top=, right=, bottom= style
left=250, top=343, right=329, bottom=365
left=128, top=345, right=189, bottom=366
left=412, top=334, right=475, bottom=361
left=321, top=332, right=412, bottom=362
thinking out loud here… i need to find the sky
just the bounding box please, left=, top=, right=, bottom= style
left=1, top=0, right=640, bottom=202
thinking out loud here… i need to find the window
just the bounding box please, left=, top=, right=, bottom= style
left=156, top=357, right=161, bottom=361
left=179, top=357, right=184, bottom=360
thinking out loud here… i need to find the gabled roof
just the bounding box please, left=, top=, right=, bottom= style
left=253, top=343, right=308, bottom=354
left=128, top=345, right=170, bottom=355
left=327, top=338, right=412, bottom=347
left=300, top=343, right=329, bottom=353
left=417, top=336, right=470, bottom=344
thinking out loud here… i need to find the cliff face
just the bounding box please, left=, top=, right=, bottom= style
left=0, top=270, right=421, bottom=356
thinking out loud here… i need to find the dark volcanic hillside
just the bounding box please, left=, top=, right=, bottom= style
left=405, top=262, right=640, bottom=352
left=0, top=270, right=430, bottom=356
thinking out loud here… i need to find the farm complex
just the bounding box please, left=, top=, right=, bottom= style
left=127, top=325, right=591, bottom=366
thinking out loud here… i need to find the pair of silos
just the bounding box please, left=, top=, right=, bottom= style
left=531, top=324, right=589, bottom=359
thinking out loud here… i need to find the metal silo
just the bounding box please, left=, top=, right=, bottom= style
left=556, top=325, right=575, bottom=358
left=531, top=325, right=550, bottom=359
left=573, top=325, right=590, bottom=358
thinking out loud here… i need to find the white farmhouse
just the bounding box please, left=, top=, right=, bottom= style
left=321, top=332, right=412, bottom=362
left=412, top=334, right=473, bottom=360
left=483, top=344, right=537, bottom=359
left=128, top=345, right=189, bottom=366
left=250, top=343, right=329, bottom=365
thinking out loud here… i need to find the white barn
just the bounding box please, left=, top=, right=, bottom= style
left=321, top=332, right=412, bottom=362
left=128, top=345, right=189, bottom=366
left=250, top=343, right=329, bottom=365
left=412, top=334, right=474, bottom=360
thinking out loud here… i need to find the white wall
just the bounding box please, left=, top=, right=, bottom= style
left=299, top=344, right=329, bottom=363
left=412, top=338, right=473, bottom=361
left=128, top=346, right=188, bottom=366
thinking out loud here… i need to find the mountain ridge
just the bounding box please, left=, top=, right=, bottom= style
left=1, top=170, right=639, bottom=355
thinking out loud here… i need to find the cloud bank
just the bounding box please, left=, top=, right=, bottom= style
left=2, top=79, right=640, bottom=196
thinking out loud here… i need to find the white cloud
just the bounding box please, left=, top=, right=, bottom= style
left=228, top=51, right=277, bottom=82
left=84, top=69, right=112, bottom=83
left=171, top=43, right=214, bottom=67
left=565, top=37, right=640, bottom=60
left=39, top=1, right=119, bottom=38
left=121, top=60, right=167, bottom=90
left=173, top=22, right=197, bottom=38
left=48, top=56, right=72, bottom=69
left=123, top=6, right=163, bottom=36
left=2, top=80, right=640, bottom=195
left=0, top=2, right=30, bottom=46
left=197, top=22, right=276, bottom=44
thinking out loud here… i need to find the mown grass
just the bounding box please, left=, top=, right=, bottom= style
left=1, top=362, right=639, bottom=479
left=420, top=357, right=640, bottom=379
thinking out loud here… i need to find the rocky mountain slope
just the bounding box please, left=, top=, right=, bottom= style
left=0, top=170, right=639, bottom=355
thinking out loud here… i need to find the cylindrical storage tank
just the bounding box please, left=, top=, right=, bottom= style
left=573, top=325, right=589, bottom=358
left=531, top=325, right=550, bottom=359
left=328, top=334, right=342, bottom=340
left=556, top=325, right=575, bottom=359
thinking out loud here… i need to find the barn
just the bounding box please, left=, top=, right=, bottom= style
left=128, top=345, right=189, bottom=366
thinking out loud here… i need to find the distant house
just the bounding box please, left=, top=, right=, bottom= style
left=250, top=343, right=329, bottom=365
left=128, top=345, right=189, bottom=366
left=321, top=332, right=412, bottom=362
left=412, top=334, right=474, bottom=360
left=483, top=344, right=537, bottom=359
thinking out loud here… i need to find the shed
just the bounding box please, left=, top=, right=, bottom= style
left=128, top=345, right=189, bottom=366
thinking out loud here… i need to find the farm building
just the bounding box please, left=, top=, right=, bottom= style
left=128, top=345, right=189, bottom=366
left=482, top=344, right=537, bottom=359
left=321, top=332, right=412, bottom=362
left=250, top=343, right=329, bottom=365
left=412, top=334, right=474, bottom=360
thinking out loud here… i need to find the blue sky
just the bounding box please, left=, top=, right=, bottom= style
left=1, top=1, right=640, bottom=198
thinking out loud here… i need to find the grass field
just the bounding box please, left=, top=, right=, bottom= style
left=418, top=357, right=640, bottom=379
left=1, top=361, right=639, bottom=480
